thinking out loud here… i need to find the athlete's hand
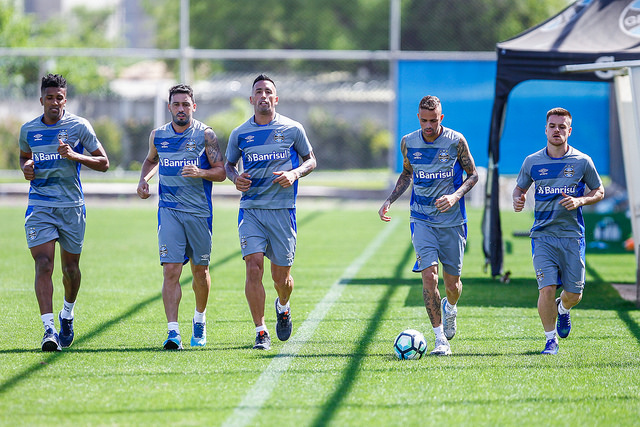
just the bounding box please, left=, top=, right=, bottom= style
left=273, top=170, right=298, bottom=188
left=513, top=193, right=526, bottom=212
left=435, top=194, right=457, bottom=212
left=22, top=159, right=35, bottom=181
left=57, top=139, right=77, bottom=161
left=181, top=164, right=201, bottom=178
left=379, top=200, right=392, bottom=222
left=559, top=192, right=581, bottom=211
left=137, top=180, right=150, bottom=199
left=235, top=172, right=252, bottom=192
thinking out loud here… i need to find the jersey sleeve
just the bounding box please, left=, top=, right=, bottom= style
left=293, top=124, right=312, bottom=158
left=582, top=156, right=602, bottom=190
left=78, top=118, right=101, bottom=153
left=18, top=125, right=30, bottom=153
left=515, top=156, right=533, bottom=191
left=225, top=128, right=242, bottom=164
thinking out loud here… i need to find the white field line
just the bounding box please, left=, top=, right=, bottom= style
left=221, top=220, right=400, bottom=427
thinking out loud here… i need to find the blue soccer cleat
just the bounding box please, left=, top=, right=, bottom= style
left=541, top=337, right=559, bottom=355
left=41, top=328, right=62, bottom=352
left=163, top=330, right=183, bottom=350
left=190, top=319, right=206, bottom=347
left=441, top=297, right=457, bottom=340
left=58, top=312, right=74, bottom=348
left=556, top=298, right=572, bottom=338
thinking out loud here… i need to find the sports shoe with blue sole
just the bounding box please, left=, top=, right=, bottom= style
left=191, top=319, right=206, bottom=347
left=556, top=297, right=572, bottom=338
left=163, top=330, right=183, bottom=350
left=58, top=312, right=74, bottom=348
left=41, top=328, right=61, bottom=352
left=541, top=337, right=559, bottom=355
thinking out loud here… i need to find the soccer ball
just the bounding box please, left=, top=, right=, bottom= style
left=393, top=329, right=427, bottom=360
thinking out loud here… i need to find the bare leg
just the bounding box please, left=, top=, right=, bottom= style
left=244, top=253, right=266, bottom=327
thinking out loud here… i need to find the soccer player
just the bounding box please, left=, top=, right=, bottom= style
left=19, top=73, right=110, bottom=351
left=513, top=107, right=604, bottom=355
left=137, top=84, right=225, bottom=350
left=225, top=74, right=317, bottom=351
left=378, top=95, right=478, bottom=356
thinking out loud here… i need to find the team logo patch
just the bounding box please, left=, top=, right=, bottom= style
left=185, top=138, right=196, bottom=152
left=438, top=149, right=450, bottom=163
left=536, top=269, right=544, bottom=282
left=160, top=245, right=168, bottom=258
left=27, top=227, right=37, bottom=240
left=620, top=0, right=640, bottom=38
left=34, top=133, right=43, bottom=142
left=274, top=131, right=285, bottom=143
left=57, top=130, right=68, bottom=143
left=286, top=252, right=294, bottom=264
left=538, top=168, right=549, bottom=176
left=563, top=165, right=575, bottom=178
left=160, top=140, right=170, bottom=149
left=200, top=254, right=210, bottom=262
left=412, top=152, right=423, bottom=160
left=240, top=236, right=247, bottom=249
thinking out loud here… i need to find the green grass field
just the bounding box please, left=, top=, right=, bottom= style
left=0, top=199, right=638, bottom=426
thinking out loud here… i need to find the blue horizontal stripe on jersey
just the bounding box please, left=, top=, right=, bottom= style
left=249, top=177, right=272, bottom=188
left=406, top=147, right=438, bottom=164
left=238, top=129, right=274, bottom=150
left=531, top=163, right=566, bottom=180
left=411, top=193, right=435, bottom=206
left=410, top=209, right=434, bottom=222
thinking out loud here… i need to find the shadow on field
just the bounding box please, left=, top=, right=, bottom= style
left=0, top=208, right=325, bottom=396
left=310, top=242, right=414, bottom=427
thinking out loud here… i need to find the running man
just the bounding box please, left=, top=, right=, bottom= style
left=137, top=84, right=225, bottom=350
left=19, top=73, right=110, bottom=351
left=379, top=95, right=478, bottom=356
left=225, top=74, right=317, bottom=350
left=513, top=107, right=604, bottom=355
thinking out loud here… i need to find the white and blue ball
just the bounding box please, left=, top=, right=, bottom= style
left=393, top=329, right=427, bottom=360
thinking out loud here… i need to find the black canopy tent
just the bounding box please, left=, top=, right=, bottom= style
left=483, top=0, right=640, bottom=276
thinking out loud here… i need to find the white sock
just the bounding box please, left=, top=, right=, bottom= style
left=194, top=309, right=206, bottom=324
left=433, top=325, right=445, bottom=342
left=545, top=330, right=557, bottom=341
left=256, top=325, right=267, bottom=334
left=276, top=298, right=289, bottom=313
left=61, top=298, right=75, bottom=319
left=446, top=300, right=456, bottom=312
left=41, top=313, right=56, bottom=332
left=168, top=322, right=180, bottom=334
left=557, top=301, right=570, bottom=315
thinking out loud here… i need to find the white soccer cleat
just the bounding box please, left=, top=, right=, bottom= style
left=430, top=337, right=452, bottom=356
left=441, top=297, right=457, bottom=340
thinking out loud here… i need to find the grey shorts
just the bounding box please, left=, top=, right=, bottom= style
left=24, top=205, right=86, bottom=254
left=238, top=208, right=297, bottom=267
left=531, top=235, right=585, bottom=293
left=157, top=207, right=212, bottom=265
left=410, top=219, right=467, bottom=276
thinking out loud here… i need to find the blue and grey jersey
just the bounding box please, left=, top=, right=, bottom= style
left=405, top=127, right=467, bottom=227
left=154, top=119, right=213, bottom=217
left=19, top=111, right=101, bottom=207
left=516, top=146, right=602, bottom=238
left=226, top=113, right=313, bottom=209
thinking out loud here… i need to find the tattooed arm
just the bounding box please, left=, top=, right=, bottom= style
left=434, top=135, right=479, bottom=213
left=379, top=137, right=413, bottom=222
left=181, top=128, right=226, bottom=182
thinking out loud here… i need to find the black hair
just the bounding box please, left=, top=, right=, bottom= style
left=253, top=74, right=276, bottom=89
left=168, top=84, right=194, bottom=103
left=41, top=74, right=67, bottom=94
